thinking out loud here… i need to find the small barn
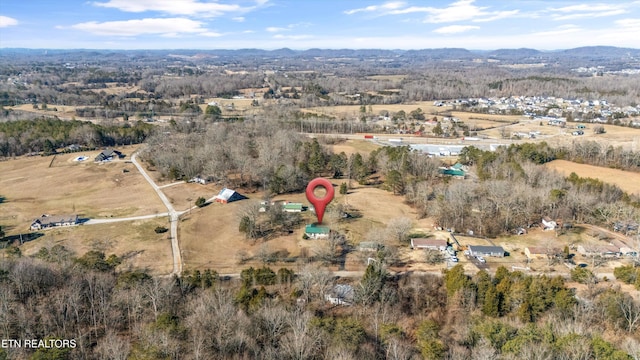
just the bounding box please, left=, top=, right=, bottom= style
left=214, top=188, right=246, bottom=204
left=30, top=214, right=79, bottom=230
left=305, top=224, right=330, bottom=239
left=468, top=245, right=505, bottom=257
left=410, top=238, right=448, bottom=251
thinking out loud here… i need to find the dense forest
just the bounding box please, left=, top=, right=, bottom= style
left=1, top=251, right=639, bottom=359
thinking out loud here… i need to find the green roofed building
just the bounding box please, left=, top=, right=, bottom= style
left=283, top=203, right=303, bottom=212
left=439, top=164, right=465, bottom=178
left=305, top=224, right=330, bottom=239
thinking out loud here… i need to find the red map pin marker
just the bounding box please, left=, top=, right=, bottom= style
left=305, top=178, right=334, bottom=224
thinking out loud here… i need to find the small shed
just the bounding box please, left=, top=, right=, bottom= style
left=410, top=238, right=448, bottom=251
left=468, top=245, right=505, bottom=257
left=214, top=188, right=246, bottom=204
left=305, top=224, right=330, bottom=239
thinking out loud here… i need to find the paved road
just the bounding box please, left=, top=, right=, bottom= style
left=85, top=213, right=169, bottom=224
left=131, top=153, right=183, bottom=275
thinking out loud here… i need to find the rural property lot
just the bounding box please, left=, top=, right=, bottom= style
left=545, top=159, right=640, bottom=195
left=178, top=181, right=435, bottom=273
left=17, top=218, right=174, bottom=275
left=0, top=147, right=165, bottom=236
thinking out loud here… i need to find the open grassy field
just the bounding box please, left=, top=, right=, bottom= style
left=327, top=139, right=382, bottom=155
left=545, top=159, right=640, bottom=195
left=0, top=146, right=165, bottom=236
left=17, top=218, right=173, bottom=275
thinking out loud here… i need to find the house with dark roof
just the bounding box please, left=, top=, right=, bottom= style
left=468, top=245, right=506, bottom=257
left=95, top=149, right=123, bottom=162
left=214, top=188, right=246, bottom=204
left=30, top=214, right=79, bottom=230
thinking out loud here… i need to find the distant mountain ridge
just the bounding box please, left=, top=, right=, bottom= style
left=1, top=46, right=639, bottom=64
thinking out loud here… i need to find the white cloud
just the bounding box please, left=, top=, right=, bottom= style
left=421, top=0, right=518, bottom=23
left=345, top=0, right=519, bottom=23
left=0, top=15, right=18, bottom=28
left=344, top=1, right=406, bottom=15
left=232, top=17, right=245, bottom=22
left=265, top=23, right=309, bottom=33
left=433, top=25, right=479, bottom=34
left=67, top=18, right=211, bottom=37
left=533, top=24, right=581, bottom=37
left=616, top=18, right=640, bottom=29
left=548, top=3, right=628, bottom=20
left=266, top=26, right=288, bottom=33
left=92, top=0, right=267, bottom=17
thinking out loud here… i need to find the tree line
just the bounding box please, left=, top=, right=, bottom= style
left=1, top=249, right=638, bottom=359
left=0, top=118, right=154, bottom=157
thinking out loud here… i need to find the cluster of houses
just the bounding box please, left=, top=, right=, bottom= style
left=437, top=96, right=639, bottom=126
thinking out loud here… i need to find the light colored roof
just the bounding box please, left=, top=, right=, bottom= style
left=411, top=238, right=447, bottom=247
left=283, top=203, right=303, bottom=210
left=216, top=188, right=236, bottom=200
left=526, top=246, right=560, bottom=255
left=32, top=214, right=78, bottom=226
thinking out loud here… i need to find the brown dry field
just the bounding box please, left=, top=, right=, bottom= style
left=9, top=104, right=83, bottom=121
left=0, top=146, right=165, bottom=235
left=545, top=159, right=640, bottom=195
left=305, top=102, right=445, bottom=117
left=17, top=218, right=173, bottom=275
left=327, top=139, right=382, bottom=155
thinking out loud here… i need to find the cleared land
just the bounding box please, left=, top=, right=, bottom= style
left=178, top=181, right=434, bottom=273
left=0, top=146, right=165, bottom=235
left=17, top=218, right=173, bottom=275
left=545, top=159, right=640, bottom=195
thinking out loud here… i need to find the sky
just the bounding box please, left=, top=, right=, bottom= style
left=0, top=0, right=639, bottom=50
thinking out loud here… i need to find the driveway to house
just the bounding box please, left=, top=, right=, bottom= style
left=85, top=213, right=169, bottom=224
left=131, top=153, right=183, bottom=275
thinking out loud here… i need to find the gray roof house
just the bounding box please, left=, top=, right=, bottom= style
left=30, top=214, right=79, bottom=230
left=468, top=245, right=506, bottom=257
left=95, top=149, right=123, bottom=162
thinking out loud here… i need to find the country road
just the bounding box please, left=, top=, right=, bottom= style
left=85, top=212, right=169, bottom=224
left=131, top=153, right=183, bottom=275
